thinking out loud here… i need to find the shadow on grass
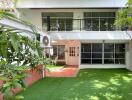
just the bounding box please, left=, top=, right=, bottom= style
left=20, top=69, right=132, bottom=100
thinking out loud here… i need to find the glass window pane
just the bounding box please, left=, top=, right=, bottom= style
left=100, top=18, right=108, bottom=31
left=81, top=59, right=91, bottom=64
left=42, top=12, right=73, bottom=31
left=104, top=43, right=114, bottom=52
left=84, top=12, right=92, bottom=17
left=104, top=53, right=114, bottom=58
left=107, top=12, right=115, bottom=17
left=58, top=19, right=65, bottom=31
left=92, top=44, right=102, bottom=52
left=81, top=53, right=91, bottom=58
left=66, top=19, right=73, bottom=31
left=42, top=19, right=48, bottom=30
left=58, top=45, right=65, bottom=60
left=42, top=12, right=73, bottom=18
left=92, top=53, right=102, bottom=58
left=81, top=44, right=91, bottom=52
left=92, top=59, right=102, bottom=64
left=84, top=12, right=115, bottom=17
left=50, top=19, right=58, bottom=31
left=84, top=18, right=92, bottom=31
left=115, top=53, right=125, bottom=58
left=92, top=12, right=101, bottom=17
left=115, top=59, right=125, bottom=64
left=53, top=46, right=57, bottom=57
left=92, top=18, right=99, bottom=31
left=100, top=12, right=115, bottom=17
left=108, top=18, right=115, bottom=31
left=115, top=44, right=125, bottom=52
left=104, top=59, right=114, bottom=64
left=81, top=43, right=125, bottom=65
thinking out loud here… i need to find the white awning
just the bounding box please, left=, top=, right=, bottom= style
left=50, top=31, right=132, bottom=41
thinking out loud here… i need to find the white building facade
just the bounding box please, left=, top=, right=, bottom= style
left=16, top=0, right=132, bottom=70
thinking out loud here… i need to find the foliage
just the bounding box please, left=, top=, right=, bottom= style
left=115, top=0, right=132, bottom=28
left=0, top=10, right=49, bottom=100
left=0, top=61, right=27, bottom=100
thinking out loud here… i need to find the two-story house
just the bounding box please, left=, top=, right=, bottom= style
left=16, top=0, right=132, bottom=70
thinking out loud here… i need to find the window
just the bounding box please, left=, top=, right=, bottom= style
left=104, top=43, right=115, bottom=64
left=81, top=44, right=91, bottom=64
left=69, top=47, right=76, bottom=56
left=53, top=45, right=65, bottom=60
left=81, top=43, right=102, bottom=64
left=92, top=44, right=102, bottom=64
left=84, top=12, right=115, bottom=31
left=42, top=12, right=73, bottom=31
left=115, top=44, right=125, bottom=64
left=81, top=43, right=125, bottom=64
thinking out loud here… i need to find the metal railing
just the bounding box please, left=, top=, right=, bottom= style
left=42, top=18, right=117, bottom=31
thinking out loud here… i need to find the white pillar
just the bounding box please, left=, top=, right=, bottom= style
left=126, top=41, right=132, bottom=71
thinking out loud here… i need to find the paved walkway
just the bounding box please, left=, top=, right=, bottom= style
left=46, top=65, right=79, bottom=77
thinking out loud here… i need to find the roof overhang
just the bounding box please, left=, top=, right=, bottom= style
left=16, top=0, right=127, bottom=8
left=50, top=31, right=132, bottom=41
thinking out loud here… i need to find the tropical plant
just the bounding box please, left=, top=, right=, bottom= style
left=0, top=61, right=27, bottom=100
left=0, top=10, right=49, bottom=100
left=115, top=0, right=132, bottom=29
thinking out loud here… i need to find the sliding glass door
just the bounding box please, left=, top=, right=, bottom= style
left=81, top=43, right=125, bottom=64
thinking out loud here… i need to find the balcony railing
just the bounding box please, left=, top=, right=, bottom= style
left=42, top=18, right=117, bottom=31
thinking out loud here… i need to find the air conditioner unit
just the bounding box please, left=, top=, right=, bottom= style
left=38, top=34, right=51, bottom=48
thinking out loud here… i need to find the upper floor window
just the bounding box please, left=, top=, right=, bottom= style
left=42, top=12, right=73, bottom=31
left=84, top=12, right=116, bottom=31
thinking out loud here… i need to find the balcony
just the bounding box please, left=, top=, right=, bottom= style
left=42, top=18, right=118, bottom=31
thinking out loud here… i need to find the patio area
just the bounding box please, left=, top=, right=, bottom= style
left=46, top=65, right=79, bottom=77
left=20, top=69, right=132, bottom=100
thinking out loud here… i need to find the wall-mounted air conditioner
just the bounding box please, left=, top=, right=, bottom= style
left=37, top=34, right=51, bottom=48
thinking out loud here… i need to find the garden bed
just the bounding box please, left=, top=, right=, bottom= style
left=0, top=65, right=43, bottom=100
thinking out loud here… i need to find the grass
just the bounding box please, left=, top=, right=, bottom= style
left=20, top=69, right=132, bottom=100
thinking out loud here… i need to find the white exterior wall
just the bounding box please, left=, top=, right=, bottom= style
left=18, top=8, right=117, bottom=32
left=127, top=41, right=132, bottom=71
left=80, top=65, right=126, bottom=69
left=18, top=9, right=42, bottom=30
left=16, top=0, right=127, bottom=8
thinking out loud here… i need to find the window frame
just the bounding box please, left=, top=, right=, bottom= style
left=84, top=12, right=116, bottom=31
left=81, top=43, right=126, bottom=65
left=42, top=12, right=73, bottom=31
left=69, top=47, right=76, bottom=57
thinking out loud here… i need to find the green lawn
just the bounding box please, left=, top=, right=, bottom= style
left=20, top=69, right=132, bottom=100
